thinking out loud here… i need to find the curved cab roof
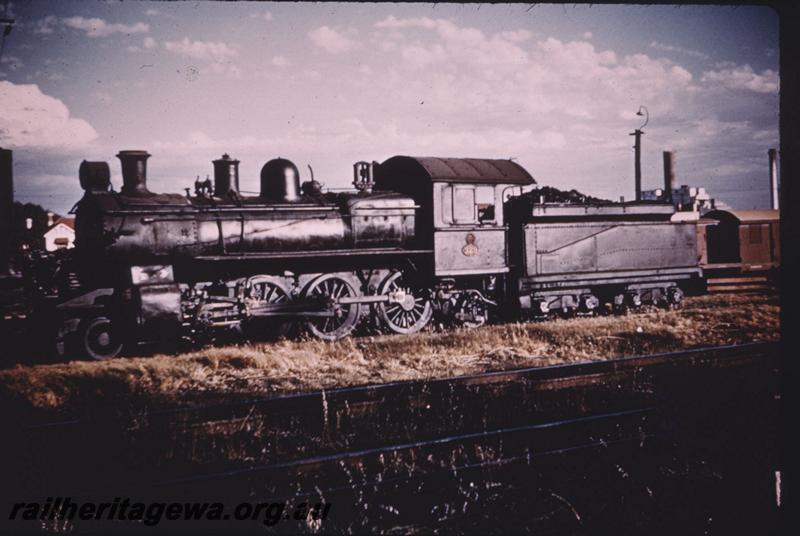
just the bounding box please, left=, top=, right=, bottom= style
left=377, top=156, right=536, bottom=188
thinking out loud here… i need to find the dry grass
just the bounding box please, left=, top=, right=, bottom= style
left=0, top=292, right=779, bottom=419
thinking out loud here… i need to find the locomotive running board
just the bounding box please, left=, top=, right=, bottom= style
left=196, top=248, right=433, bottom=261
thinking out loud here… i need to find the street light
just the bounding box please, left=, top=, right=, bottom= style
left=630, top=105, right=649, bottom=201
left=636, top=105, right=649, bottom=129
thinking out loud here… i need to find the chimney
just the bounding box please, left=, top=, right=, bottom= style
left=212, top=153, right=240, bottom=197
left=662, top=151, right=676, bottom=204
left=768, top=148, right=779, bottom=210
left=0, top=148, right=13, bottom=275
left=117, top=150, right=151, bottom=195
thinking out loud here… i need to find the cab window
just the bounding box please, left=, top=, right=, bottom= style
left=476, top=186, right=496, bottom=223
left=453, top=187, right=476, bottom=223
left=442, top=185, right=497, bottom=225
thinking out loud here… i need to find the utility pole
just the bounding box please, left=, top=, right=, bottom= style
left=630, top=106, right=648, bottom=202
left=630, top=129, right=643, bottom=201
left=0, top=16, right=14, bottom=62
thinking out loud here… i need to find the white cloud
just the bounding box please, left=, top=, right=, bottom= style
left=250, top=11, right=274, bottom=21
left=62, top=16, right=149, bottom=38
left=498, top=30, right=533, bottom=43
left=701, top=65, right=778, bottom=93
left=0, top=55, right=24, bottom=72
left=32, top=15, right=59, bottom=35
left=0, top=81, right=98, bottom=149
left=162, top=38, right=241, bottom=79
left=128, top=37, right=158, bottom=53
left=145, top=9, right=159, bottom=16
left=93, top=90, right=113, bottom=104
left=163, top=38, right=238, bottom=62
left=209, top=63, right=243, bottom=79
left=375, top=16, right=438, bottom=30
left=271, top=56, right=291, bottom=67
left=375, top=17, right=529, bottom=71
left=349, top=18, right=776, bottom=203
left=650, top=40, right=710, bottom=60
left=308, top=26, right=359, bottom=54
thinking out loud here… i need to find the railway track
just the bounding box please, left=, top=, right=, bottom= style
left=2, top=342, right=780, bottom=534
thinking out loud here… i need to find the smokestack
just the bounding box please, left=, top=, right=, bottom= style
left=0, top=148, right=12, bottom=275
left=117, top=150, right=151, bottom=195
left=212, top=153, right=240, bottom=197
left=768, top=148, right=779, bottom=210
left=662, top=151, right=675, bottom=204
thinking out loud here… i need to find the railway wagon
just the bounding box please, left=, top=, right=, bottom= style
left=699, top=209, right=780, bottom=275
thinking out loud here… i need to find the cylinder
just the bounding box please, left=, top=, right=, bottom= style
left=0, top=148, right=12, bottom=275
left=768, top=148, right=779, bottom=210
left=260, top=158, right=301, bottom=202
left=212, top=153, right=240, bottom=197
left=662, top=151, right=675, bottom=204
left=117, top=150, right=151, bottom=196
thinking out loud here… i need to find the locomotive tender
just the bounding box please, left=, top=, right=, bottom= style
left=10, top=150, right=703, bottom=359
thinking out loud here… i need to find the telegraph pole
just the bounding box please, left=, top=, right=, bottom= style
left=630, top=106, right=648, bottom=202
left=0, top=16, right=14, bottom=62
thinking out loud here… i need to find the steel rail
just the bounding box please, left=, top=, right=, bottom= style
left=153, top=406, right=655, bottom=487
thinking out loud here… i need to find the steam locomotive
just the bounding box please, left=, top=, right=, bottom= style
left=1, top=149, right=703, bottom=360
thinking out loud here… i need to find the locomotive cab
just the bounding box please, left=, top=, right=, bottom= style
left=374, top=156, right=535, bottom=278
left=374, top=156, right=536, bottom=326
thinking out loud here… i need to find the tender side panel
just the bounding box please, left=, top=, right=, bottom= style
left=524, top=221, right=698, bottom=277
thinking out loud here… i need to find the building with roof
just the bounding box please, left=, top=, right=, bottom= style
left=43, top=217, right=75, bottom=251
left=641, top=184, right=730, bottom=213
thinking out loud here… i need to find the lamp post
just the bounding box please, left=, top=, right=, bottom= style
left=630, top=105, right=648, bottom=201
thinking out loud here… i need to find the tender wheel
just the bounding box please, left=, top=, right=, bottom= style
left=377, top=271, right=432, bottom=334
left=243, top=276, right=294, bottom=339
left=667, top=286, right=684, bottom=307
left=80, top=316, right=123, bottom=361
left=302, top=273, right=363, bottom=341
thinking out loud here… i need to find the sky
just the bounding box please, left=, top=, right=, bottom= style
left=0, top=1, right=780, bottom=215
